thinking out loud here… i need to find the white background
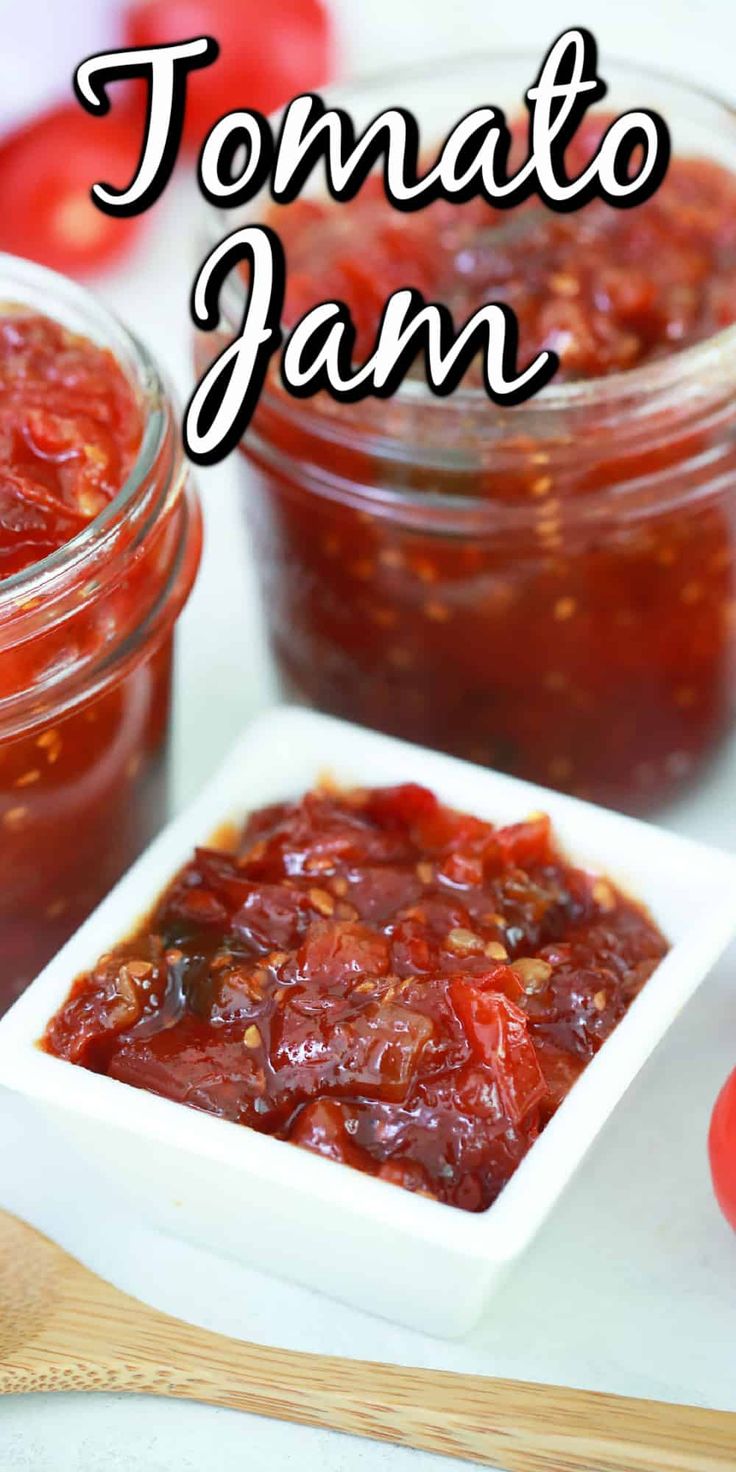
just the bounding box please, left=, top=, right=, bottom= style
left=3, top=2, right=736, bottom=1469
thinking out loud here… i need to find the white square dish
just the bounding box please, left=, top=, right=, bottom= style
left=1, top=705, right=735, bottom=1338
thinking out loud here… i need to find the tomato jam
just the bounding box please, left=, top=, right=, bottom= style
left=45, top=782, right=668, bottom=1212
left=0, top=313, right=141, bottom=575
left=0, top=276, right=200, bottom=1015
left=216, top=79, right=736, bottom=815
left=275, top=155, right=736, bottom=378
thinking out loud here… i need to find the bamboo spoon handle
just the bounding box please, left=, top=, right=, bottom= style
left=119, top=1328, right=736, bottom=1472
left=1, top=1209, right=733, bottom=1472
left=5, top=1279, right=734, bottom=1472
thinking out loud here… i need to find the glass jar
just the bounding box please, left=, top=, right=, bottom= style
left=201, top=57, right=736, bottom=815
left=0, top=256, right=202, bottom=1012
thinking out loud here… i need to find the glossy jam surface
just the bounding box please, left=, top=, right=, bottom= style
left=0, top=312, right=141, bottom=579
left=45, top=783, right=668, bottom=1212
left=0, top=310, right=197, bottom=1014
left=275, top=155, right=736, bottom=376
left=235, top=149, right=736, bottom=814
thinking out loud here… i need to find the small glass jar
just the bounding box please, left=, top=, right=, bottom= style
left=0, top=256, right=202, bottom=1012
left=200, top=57, right=736, bottom=815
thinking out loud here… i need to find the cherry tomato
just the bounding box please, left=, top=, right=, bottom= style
left=709, top=1067, right=736, bottom=1230
left=124, top=0, right=335, bottom=151
left=0, top=106, right=143, bottom=278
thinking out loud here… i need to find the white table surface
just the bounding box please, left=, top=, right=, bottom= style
left=4, top=3, right=736, bottom=1467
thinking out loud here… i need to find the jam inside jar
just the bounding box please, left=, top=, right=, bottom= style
left=0, top=257, right=201, bottom=1012
left=204, top=58, right=736, bottom=815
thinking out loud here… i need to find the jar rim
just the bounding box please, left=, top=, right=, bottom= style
left=203, top=47, right=736, bottom=449
left=0, top=253, right=172, bottom=614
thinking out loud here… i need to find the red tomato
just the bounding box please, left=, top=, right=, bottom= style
left=0, top=106, right=143, bottom=277
left=709, top=1067, right=736, bottom=1231
left=124, top=0, right=335, bottom=151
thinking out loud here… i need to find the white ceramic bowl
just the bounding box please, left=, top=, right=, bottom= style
left=1, top=706, right=735, bottom=1337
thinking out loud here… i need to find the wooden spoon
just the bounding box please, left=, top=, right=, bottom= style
left=0, top=1207, right=732, bottom=1471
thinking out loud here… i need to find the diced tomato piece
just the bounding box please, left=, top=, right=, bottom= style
left=272, top=1000, right=433, bottom=1103
left=346, top=866, right=421, bottom=924
left=415, top=805, right=494, bottom=855
left=109, top=1020, right=265, bottom=1122
left=457, top=964, right=525, bottom=1004
left=289, top=1099, right=371, bottom=1171
left=168, top=887, right=229, bottom=926
left=441, top=851, right=485, bottom=887
left=496, top=815, right=553, bottom=869
left=390, top=917, right=434, bottom=975
left=294, top=920, right=390, bottom=987
left=363, top=783, right=439, bottom=831
left=231, top=883, right=309, bottom=952
left=450, top=984, right=547, bottom=1124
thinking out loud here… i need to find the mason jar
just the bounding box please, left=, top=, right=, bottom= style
left=199, top=56, right=736, bottom=815
left=0, top=256, right=202, bottom=1011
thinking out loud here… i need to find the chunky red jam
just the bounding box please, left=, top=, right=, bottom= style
left=0, top=309, right=199, bottom=1013
left=231, top=146, right=736, bottom=814
left=45, top=783, right=668, bottom=1212
left=0, top=313, right=141, bottom=578
left=275, top=155, right=736, bottom=376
